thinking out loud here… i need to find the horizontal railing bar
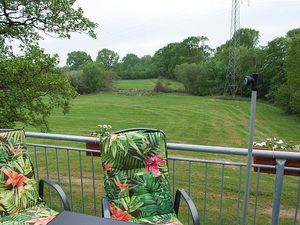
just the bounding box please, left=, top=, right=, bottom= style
left=26, top=131, right=98, bottom=143
left=27, top=143, right=99, bottom=153
left=167, top=143, right=300, bottom=160
left=25, top=131, right=300, bottom=160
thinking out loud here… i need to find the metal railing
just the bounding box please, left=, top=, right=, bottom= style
left=25, top=131, right=300, bottom=225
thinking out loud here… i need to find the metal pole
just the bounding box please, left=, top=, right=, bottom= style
left=271, top=159, right=286, bottom=225
left=242, top=90, right=257, bottom=225
left=242, top=74, right=258, bottom=225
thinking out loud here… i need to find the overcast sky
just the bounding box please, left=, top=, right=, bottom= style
left=39, top=0, right=300, bottom=66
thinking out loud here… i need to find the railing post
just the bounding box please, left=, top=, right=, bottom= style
left=271, top=159, right=286, bottom=225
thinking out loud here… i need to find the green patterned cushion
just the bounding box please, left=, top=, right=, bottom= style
left=0, top=130, right=40, bottom=217
left=101, top=129, right=183, bottom=225
left=1, top=203, right=58, bottom=224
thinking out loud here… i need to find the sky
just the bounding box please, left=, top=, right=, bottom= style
left=38, top=0, right=300, bottom=66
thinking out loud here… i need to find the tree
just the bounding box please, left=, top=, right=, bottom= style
left=261, top=37, right=288, bottom=100
left=153, top=36, right=211, bottom=78
left=175, top=62, right=217, bottom=96
left=0, top=0, right=97, bottom=51
left=0, top=0, right=97, bottom=130
left=232, top=28, right=260, bottom=48
left=96, top=48, right=119, bottom=70
left=78, top=62, right=113, bottom=94
left=119, top=53, right=140, bottom=79
left=66, top=51, right=92, bottom=70
left=286, top=28, right=300, bottom=40
left=0, top=47, right=77, bottom=130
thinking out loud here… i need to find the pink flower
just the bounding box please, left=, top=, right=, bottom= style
left=144, top=154, right=166, bottom=175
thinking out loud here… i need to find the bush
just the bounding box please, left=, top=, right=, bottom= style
left=153, top=79, right=172, bottom=93
left=66, top=62, right=115, bottom=94
left=174, top=63, right=217, bottom=96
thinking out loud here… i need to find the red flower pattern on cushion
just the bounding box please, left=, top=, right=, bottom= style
left=144, top=153, right=166, bottom=176
left=114, top=178, right=128, bottom=191
left=1, top=168, right=27, bottom=191
left=103, top=163, right=112, bottom=172
left=110, top=205, right=133, bottom=221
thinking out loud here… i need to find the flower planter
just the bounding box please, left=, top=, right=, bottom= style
left=85, top=136, right=100, bottom=156
left=253, top=148, right=300, bottom=176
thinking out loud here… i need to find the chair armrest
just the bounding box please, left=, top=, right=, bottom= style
left=39, top=178, right=71, bottom=211
left=174, top=189, right=200, bottom=225
left=102, top=197, right=111, bottom=218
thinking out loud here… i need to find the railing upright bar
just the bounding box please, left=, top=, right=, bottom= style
left=173, top=160, right=176, bottom=199
left=67, top=149, right=73, bottom=209
left=204, top=163, right=208, bottom=225
left=79, top=151, right=84, bottom=213
left=91, top=155, right=97, bottom=215
left=219, top=164, right=225, bottom=225
left=293, top=176, right=300, bottom=225
left=188, top=161, right=192, bottom=225
left=172, top=160, right=176, bottom=200
left=33, top=146, right=40, bottom=182
left=271, top=159, right=286, bottom=225
left=55, top=148, right=61, bottom=185
left=236, top=166, right=242, bottom=225
left=44, top=147, right=52, bottom=208
left=253, top=168, right=260, bottom=225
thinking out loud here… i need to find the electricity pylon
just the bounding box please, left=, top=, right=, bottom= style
left=224, top=0, right=240, bottom=96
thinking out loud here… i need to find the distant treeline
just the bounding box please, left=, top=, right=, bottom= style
left=64, top=27, right=300, bottom=115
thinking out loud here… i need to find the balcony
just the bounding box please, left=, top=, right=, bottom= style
left=25, top=131, right=300, bottom=225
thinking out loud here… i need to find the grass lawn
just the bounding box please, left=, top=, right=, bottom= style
left=25, top=80, right=300, bottom=224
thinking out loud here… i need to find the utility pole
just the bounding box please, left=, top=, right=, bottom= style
left=224, top=0, right=240, bottom=96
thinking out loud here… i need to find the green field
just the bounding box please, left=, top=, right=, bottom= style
left=38, top=93, right=300, bottom=148
left=27, top=80, right=300, bottom=224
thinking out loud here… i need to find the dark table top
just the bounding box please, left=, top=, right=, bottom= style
left=48, top=211, right=138, bottom=225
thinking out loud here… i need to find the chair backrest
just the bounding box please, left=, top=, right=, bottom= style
left=0, top=129, right=39, bottom=217
left=101, top=128, right=175, bottom=224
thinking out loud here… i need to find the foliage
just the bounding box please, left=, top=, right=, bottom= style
left=153, top=78, right=172, bottom=93
left=0, top=0, right=97, bottom=51
left=0, top=0, right=97, bottom=130
left=0, top=47, right=77, bottom=130
left=153, top=36, right=211, bottom=78
left=174, top=62, right=217, bottom=95
left=260, top=37, right=288, bottom=100
left=96, top=48, right=120, bottom=70
left=66, top=51, right=92, bottom=70
left=72, top=62, right=114, bottom=94
left=275, top=36, right=300, bottom=114
left=117, top=53, right=138, bottom=79
left=231, top=28, right=260, bottom=48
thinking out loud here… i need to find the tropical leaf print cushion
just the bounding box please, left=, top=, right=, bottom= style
left=101, top=129, right=183, bottom=225
left=0, top=130, right=39, bottom=216
left=1, top=203, right=57, bottom=225
left=0, top=130, right=58, bottom=224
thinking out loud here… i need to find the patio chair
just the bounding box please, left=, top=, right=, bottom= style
left=0, top=129, right=70, bottom=224
left=100, top=128, right=200, bottom=225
